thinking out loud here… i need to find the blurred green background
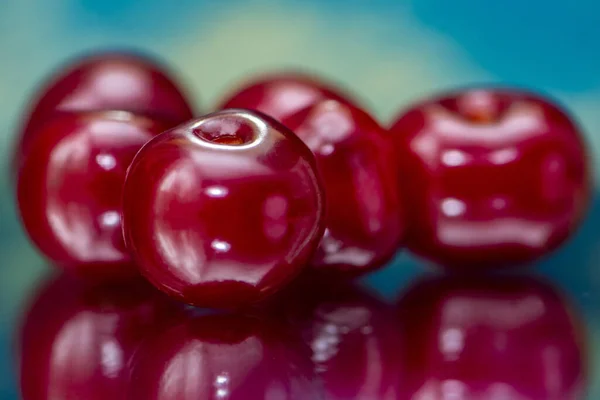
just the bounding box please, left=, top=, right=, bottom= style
left=1, top=0, right=600, bottom=398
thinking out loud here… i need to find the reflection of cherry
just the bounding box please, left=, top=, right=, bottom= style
left=273, top=279, right=403, bottom=399
left=127, top=313, right=320, bottom=400
left=389, top=88, right=591, bottom=268
left=396, top=274, right=587, bottom=400
left=18, top=273, right=180, bottom=400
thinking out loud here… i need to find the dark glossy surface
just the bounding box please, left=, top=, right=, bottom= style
left=218, top=72, right=353, bottom=122
left=128, top=313, right=320, bottom=400
left=18, top=273, right=180, bottom=400
left=16, top=269, right=589, bottom=399
left=122, top=109, right=325, bottom=308
left=283, top=100, right=405, bottom=275
left=389, top=88, right=591, bottom=267
left=274, top=280, right=403, bottom=399
left=17, top=111, right=174, bottom=278
left=396, top=274, right=587, bottom=400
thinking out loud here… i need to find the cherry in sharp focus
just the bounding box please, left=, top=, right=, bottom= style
left=122, top=109, right=326, bottom=308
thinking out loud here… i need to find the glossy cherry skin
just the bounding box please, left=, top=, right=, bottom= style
left=282, top=100, right=405, bottom=275
left=17, top=111, right=174, bottom=279
left=272, top=279, right=403, bottom=400
left=396, top=274, right=587, bottom=400
left=18, top=272, right=181, bottom=400
left=218, top=72, right=353, bottom=122
left=389, top=88, right=591, bottom=268
left=122, top=109, right=326, bottom=308
left=127, top=313, right=321, bottom=400
left=15, top=52, right=194, bottom=175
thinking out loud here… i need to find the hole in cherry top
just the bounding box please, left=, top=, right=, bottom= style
left=192, top=113, right=257, bottom=146
left=440, top=89, right=511, bottom=124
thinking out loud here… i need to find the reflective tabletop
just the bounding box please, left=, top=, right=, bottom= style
left=3, top=196, right=600, bottom=399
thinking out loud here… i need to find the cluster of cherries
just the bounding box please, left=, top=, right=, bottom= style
left=13, top=50, right=590, bottom=399
left=14, top=51, right=591, bottom=310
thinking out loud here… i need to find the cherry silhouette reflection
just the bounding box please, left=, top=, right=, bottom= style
left=273, top=279, right=404, bottom=400
left=17, top=272, right=181, bottom=400
left=127, top=313, right=321, bottom=400
left=16, top=270, right=588, bottom=400
left=395, top=274, right=587, bottom=400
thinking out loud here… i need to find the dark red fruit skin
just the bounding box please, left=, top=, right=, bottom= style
left=395, top=274, right=587, bottom=400
left=122, top=109, right=326, bottom=308
left=17, top=111, right=174, bottom=279
left=270, top=278, right=404, bottom=400
left=217, top=72, right=353, bottom=122
left=14, top=52, right=194, bottom=177
left=127, top=313, right=321, bottom=400
left=282, top=100, right=405, bottom=276
left=389, top=88, right=591, bottom=268
left=18, top=272, right=182, bottom=400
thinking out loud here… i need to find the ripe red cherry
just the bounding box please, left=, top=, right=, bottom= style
left=17, top=111, right=174, bottom=279
left=127, top=314, right=320, bottom=400
left=218, top=72, right=353, bottom=122
left=389, top=88, right=591, bottom=267
left=282, top=100, right=405, bottom=275
left=14, top=52, right=194, bottom=175
left=18, top=273, right=180, bottom=400
left=22, top=51, right=194, bottom=135
left=396, top=274, right=587, bottom=400
left=274, top=279, right=403, bottom=399
left=122, top=109, right=325, bottom=308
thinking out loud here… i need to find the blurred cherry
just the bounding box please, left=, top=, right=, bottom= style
left=22, top=51, right=193, bottom=138
left=389, top=88, right=591, bottom=268
left=218, top=72, right=354, bottom=122
left=127, top=313, right=321, bottom=400
left=18, top=272, right=181, bottom=400
left=396, top=273, right=587, bottom=400
left=17, top=111, right=174, bottom=278
left=282, top=100, right=405, bottom=276
left=14, top=51, right=194, bottom=177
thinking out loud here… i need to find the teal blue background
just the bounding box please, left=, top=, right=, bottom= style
left=1, top=1, right=600, bottom=398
